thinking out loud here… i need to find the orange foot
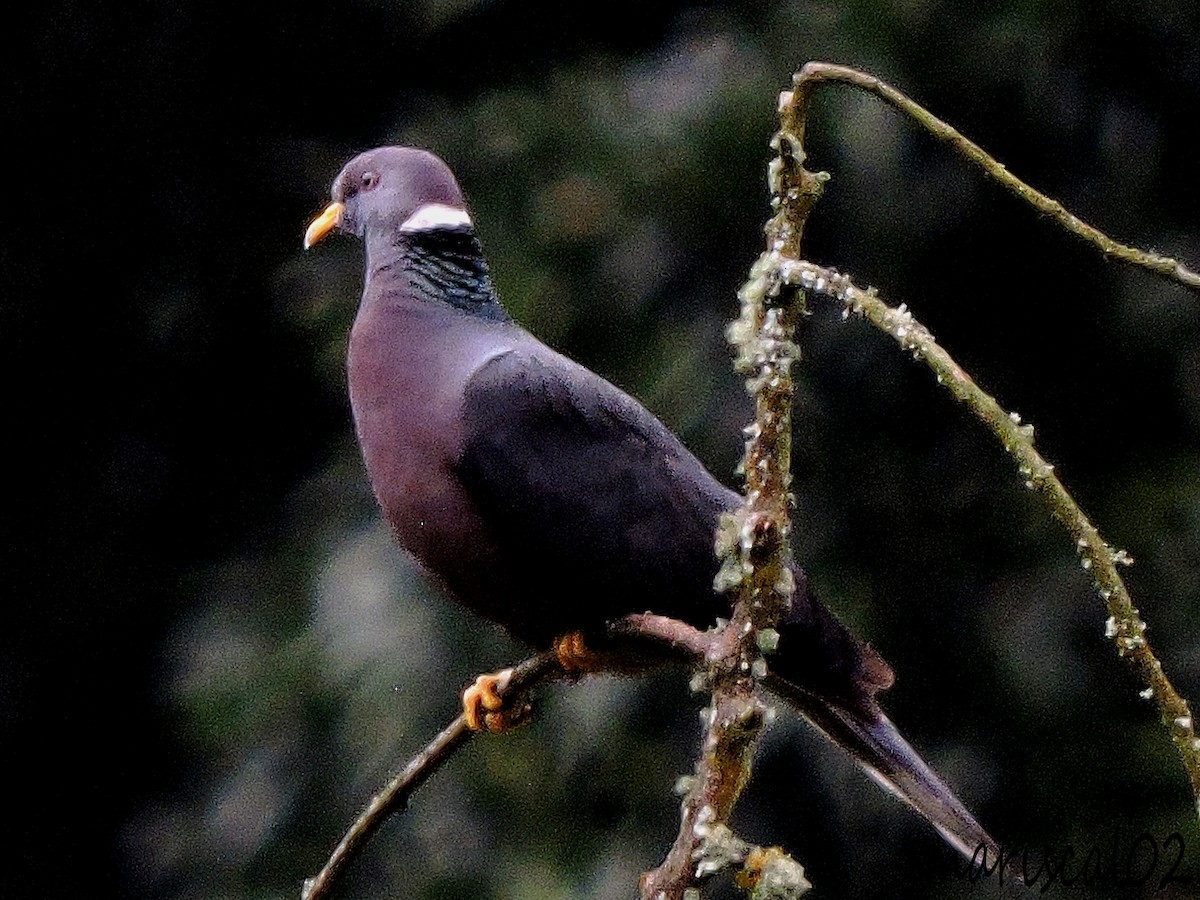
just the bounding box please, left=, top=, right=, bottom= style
left=462, top=668, right=531, bottom=733
left=554, top=630, right=610, bottom=673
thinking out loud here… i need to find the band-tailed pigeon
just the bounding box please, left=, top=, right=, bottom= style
left=305, top=146, right=999, bottom=861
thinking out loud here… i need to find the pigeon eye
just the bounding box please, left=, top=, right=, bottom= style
left=360, top=171, right=379, bottom=190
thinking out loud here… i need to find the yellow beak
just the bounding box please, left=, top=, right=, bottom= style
left=304, top=201, right=344, bottom=249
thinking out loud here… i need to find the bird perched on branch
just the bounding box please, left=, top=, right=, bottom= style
left=305, top=146, right=1000, bottom=862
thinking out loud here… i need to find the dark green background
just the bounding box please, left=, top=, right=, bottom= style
left=9, top=2, right=1200, bottom=897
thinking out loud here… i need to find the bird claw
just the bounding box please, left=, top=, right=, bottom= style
left=554, top=630, right=608, bottom=673
left=462, top=668, right=531, bottom=733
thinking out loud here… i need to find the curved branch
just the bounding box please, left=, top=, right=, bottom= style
left=792, top=62, right=1200, bottom=293
left=784, top=256, right=1200, bottom=816
left=301, top=650, right=562, bottom=900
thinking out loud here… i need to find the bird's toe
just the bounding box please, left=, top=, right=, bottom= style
left=462, top=668, right=530, bottom=733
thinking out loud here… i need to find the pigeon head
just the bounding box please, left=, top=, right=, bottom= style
left=305, top=147, right=503, bottom=318
left=304, top=147, right=473, bottom=249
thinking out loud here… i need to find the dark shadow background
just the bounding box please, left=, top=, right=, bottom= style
left=8, top=2, right=1200, bottom=898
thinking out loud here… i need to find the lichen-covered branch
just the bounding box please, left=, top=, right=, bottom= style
left=784, top=257, right=1200, bottom=816
left=641, top=90, right=821, bottom=900
left=778, top=61, right=1200, bottom=818
left=792, top=62, right=1200, bottom=293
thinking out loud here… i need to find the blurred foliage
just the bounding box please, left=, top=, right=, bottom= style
left=10, top=1, right=1200, bottom=898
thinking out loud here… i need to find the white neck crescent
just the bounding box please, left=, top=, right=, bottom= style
left=399, top=203, right=474, bottom=232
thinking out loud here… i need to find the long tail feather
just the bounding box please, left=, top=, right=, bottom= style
left=767, top=675, right=1001, bottom=864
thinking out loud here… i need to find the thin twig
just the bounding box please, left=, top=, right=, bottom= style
left=784, top=257, right=1200, bottom=816
left=609, top=613, right=715, bottom=658
left=300, top=650, right=562, bottom=900
left=792, top=62, right=1200, bottom=293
